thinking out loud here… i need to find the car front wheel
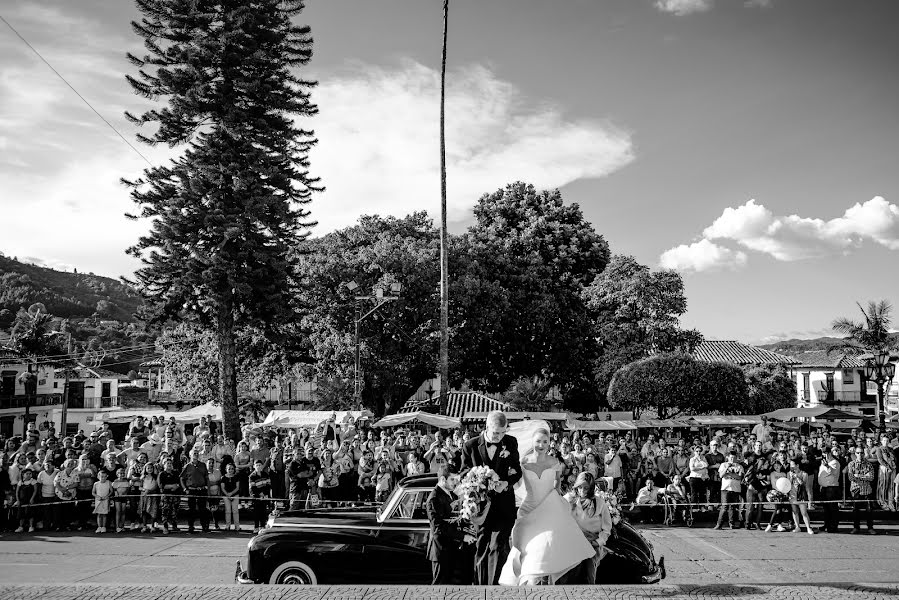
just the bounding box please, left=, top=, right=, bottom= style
left=269, top=560, right=318, bottom=585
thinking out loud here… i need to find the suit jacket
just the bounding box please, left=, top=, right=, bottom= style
left=461, top=433, right=522, bottom=530
left=426, top=485, right=463, bottom=561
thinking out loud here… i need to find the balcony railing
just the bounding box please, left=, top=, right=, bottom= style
left=0, top=394, right=63, bottom=409
left=68, top=396, right=120, bottom=409
left=816, top=390, right=866, bottom=404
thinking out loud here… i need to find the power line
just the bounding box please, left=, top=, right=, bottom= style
left=0, top=12, right=154, bottom=168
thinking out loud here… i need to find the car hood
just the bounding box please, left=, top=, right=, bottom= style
left=269, top=507, right=377, bottom=528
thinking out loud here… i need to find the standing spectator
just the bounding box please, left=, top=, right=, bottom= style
left=358, top=452, right=376, bottom=501
left=743, top=452, right=768, bottom=530
left=267, top=441, right=285, bottom=505
left=318, top=449, right=340, bottom=502
left=752, top=416, right=773, bottom=447
left=221, top=462, right=241, bottom=531
left=818, top=446, right=842, bottom=533
left=14, top=467, right=38, bottom=533
left=687, top=446, right=709, bottom=509
left=92, top=469, right=112, bottom=533
left=714, top=451, right=744, bottom=530
left=139, top=463, right=161, bottom=532
left=873, top=434, right=896, bottom=511
left=705, top=440, right=725, bottom=510
left=234, top=441, right=252, bottom=500
left=374, top=461, right=393, bottom=503
left=179, top=450, right=210, bottom=533
left=249, top=460, right=271, bottom=533
left=158, top=458, right=181, bottom=533
left=604, top=445, right=622, bottom=492
left=334, top=441, right=356, bottom=499
left=37, top=461, right=59, bottom=531
left=53, top=459, right=79, bottom=531
left=787, top=458, right=814, bottom=534
left=846, top=446, right=876, bottom=534
left=765, top=461, right=791, bottom=532
left=206, top=457, right=223, bottom=529
left=801, top=442, right=820, bottom=510
left=75, top=455, right=96, bottom=530
left=111, top=467, right=131, bottom=532
left=406, top=452, right=426, bottom=478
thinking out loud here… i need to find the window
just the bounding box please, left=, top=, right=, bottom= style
left=843, top=370, right=854, bottom=384
left=802, top=373, right=810, bottom=401
left=53, top=382, right=58, bottom=389
left=390, top=490, right=429, bottom=520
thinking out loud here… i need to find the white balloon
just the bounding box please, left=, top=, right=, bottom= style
left=774, top=477, right=792, bottom=495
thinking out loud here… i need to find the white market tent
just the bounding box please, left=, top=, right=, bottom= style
left=100, top=408, right=169, bottom=424
left=261, top=409, right=372, bottom=429
left=566, top=419, right=638, bottom=431
left=170, top=400, right=223, bottom=422
left=373, top=411, right=460, bottom=429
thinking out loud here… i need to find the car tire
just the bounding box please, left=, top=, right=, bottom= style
left=269, top=560, right=318, bottom=585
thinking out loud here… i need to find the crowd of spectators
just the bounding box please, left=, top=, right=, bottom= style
left=1, top=413, right=897, bottom=537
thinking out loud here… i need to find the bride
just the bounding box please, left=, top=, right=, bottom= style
left=498, top=422, right=596, bottom=585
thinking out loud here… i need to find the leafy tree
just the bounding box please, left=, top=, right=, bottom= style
left=607, top=353, right=747, bottom=418
left=309, top=376, right=355, bottom=411
left=239, top=396, right=268, bottom=423
left=451, top=182, right=609, bottom=404
left=743, top=364, right=796, bottom=415
left=123, top=0, right=320, bottom=441
left=296, top=213, right=440, bottom=415
left=585, top=255, right=702, bottom=409
left=10, top=303, right=65, bottom=421
left=501, top=376, right=554, bottom=412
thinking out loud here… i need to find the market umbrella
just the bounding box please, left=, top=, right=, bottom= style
left=373, top=411, right=460, bottom=429
left=763, top=406, right=865, bottom=421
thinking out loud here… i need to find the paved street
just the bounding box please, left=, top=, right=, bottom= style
left=0, top=523, right=896, bottom=586
left=0, top=583, right=898, bottom=600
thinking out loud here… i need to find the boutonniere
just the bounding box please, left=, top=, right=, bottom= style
left=499, top=446, right=510, bottom=459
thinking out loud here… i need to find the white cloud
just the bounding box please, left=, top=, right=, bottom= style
left=660, top=197, right=899, bottom=271
left=654, top=0, right=773, bottom=15
left=307, top=60, right=634, bottom=231
left=654, top=0, right=715, bottom=16
left=659, top=239, right=747, bottom=272
left=701, top=197, right=899, bottom=261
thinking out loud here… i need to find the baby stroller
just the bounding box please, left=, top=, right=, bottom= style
left=660, top=490, right=694, bottom=527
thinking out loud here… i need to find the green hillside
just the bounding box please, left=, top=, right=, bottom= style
left=759, top=333, right=899, bottom=354
left=0, top=254, right=142, bottom=327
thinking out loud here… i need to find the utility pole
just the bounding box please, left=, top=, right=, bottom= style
left=60, top=332, right=72, bottom=435
left=438, top=0, right=450, bottom=416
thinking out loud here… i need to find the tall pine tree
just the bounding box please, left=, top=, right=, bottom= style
left=123, top=0, right=320, bottom=441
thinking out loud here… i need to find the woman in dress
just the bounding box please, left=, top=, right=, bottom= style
left=787, top=457, right=814, bottom=534
left=499, top=427, right=595, bottom=586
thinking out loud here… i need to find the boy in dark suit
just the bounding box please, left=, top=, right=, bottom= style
left=426, top=465, right=467, bottom=584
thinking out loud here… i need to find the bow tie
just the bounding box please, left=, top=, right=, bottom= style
left=486, top=442, right=500, bottom=448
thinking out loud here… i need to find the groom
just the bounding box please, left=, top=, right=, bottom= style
left=461, top=410, right=522, bottom=585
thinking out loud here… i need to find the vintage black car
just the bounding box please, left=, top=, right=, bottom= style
left=236, top=473, right=665, bottom=585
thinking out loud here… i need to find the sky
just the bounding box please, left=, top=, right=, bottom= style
left=2, top=0, right=899, bottom=344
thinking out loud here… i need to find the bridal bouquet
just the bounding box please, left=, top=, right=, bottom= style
left=597, top=490, right=623, bottom=526
left=455, top=466, right=508, bottom=522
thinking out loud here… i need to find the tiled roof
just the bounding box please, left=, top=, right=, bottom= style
left=692, top=340, right=798, bottom=366
left=400, top=391, right=510, bottom=418
left=792, top=350, right=867, bottom=369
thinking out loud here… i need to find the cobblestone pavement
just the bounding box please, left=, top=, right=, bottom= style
left=0, top=584, right=898, bottom=600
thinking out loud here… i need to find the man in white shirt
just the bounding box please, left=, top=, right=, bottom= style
left=641, top=434, right=660, bottom=459
left=751, top=416, right=773, bottom=446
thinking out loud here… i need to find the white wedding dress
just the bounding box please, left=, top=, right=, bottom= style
left=498, top=462, right=596, bottom=585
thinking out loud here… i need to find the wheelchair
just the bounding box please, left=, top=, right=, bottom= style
left=660, top=492, right=694, bottom=527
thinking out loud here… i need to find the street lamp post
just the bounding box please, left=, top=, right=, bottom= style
left=345, top=281, right=402, bottom=411
left=863, top=350, right=895, bottom=435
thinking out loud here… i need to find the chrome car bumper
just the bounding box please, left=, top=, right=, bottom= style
left=235, top=560, right=255, bottom=584
left=641, top=556, right=665, bottom=584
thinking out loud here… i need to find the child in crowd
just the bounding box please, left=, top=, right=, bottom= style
left=111, top=467, right=131, bottom=533
left=221, top=462, right=241, bottom=531
left=206, top=457, right=222, bottom=530
left=139, top=463, right=161, bottom=533
left=374, top=462, right=392, bottom=503
left=93, top=470, right=112, bottom=533
left=249, top=460, right=271, bottom=533
left=14, top=468, right=38, bottom=533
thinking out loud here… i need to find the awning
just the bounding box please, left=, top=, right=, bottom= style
left=462, top=411, right=569, bottom=422
left=100, top=408, right=169, bottom=423
left=169, top=401, right=223, bottom=422
left=399, top=391, right=509, bottom=418
left=373, top=411, right=460, bottom=429
left=631, top=419, right=692, bottom=428
left=262, top=409, right=372, bottom=429
left=688, top=415, right=761, bottom=427
left=763, top=407, right=865, bottom=421
left=566, top=419, right=637, bottom=431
